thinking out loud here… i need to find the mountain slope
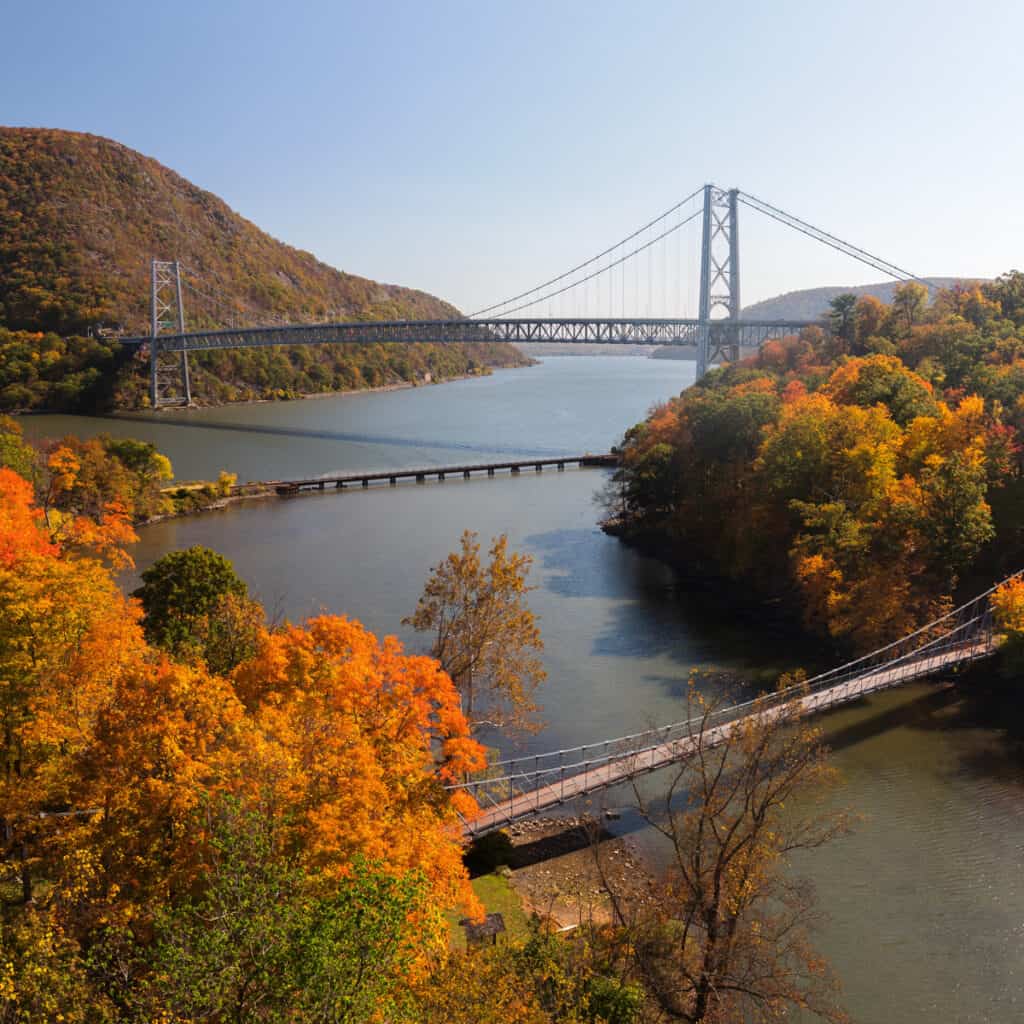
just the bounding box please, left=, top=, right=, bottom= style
left=0, top=127, right=529, bottom=410
left=0, top=127, right=464, bottom=334
left=741, top=278, right=978, bottom=322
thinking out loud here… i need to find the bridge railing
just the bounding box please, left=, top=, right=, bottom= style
left=448, top=572, right=1018, bottom=817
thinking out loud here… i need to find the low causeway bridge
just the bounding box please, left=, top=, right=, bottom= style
left=268, top=453, right=617, bottom=494
left=451, top=574, right=1016, bottom=838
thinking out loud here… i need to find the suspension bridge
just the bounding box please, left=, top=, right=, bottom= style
left=123, top=185, right=939, bottom=407
left=451, top=575, right=1014, bottom=838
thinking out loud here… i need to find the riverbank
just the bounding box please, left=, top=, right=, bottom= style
left=8, top=352, right=536, bottom=417
left=499, top=817, right=656, bottom=929
left=135, top=363, right=525, bottom=414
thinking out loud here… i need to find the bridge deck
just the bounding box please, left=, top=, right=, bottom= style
left=463, top=642, right=990, bottom=837
left=126, top=316, right=815, bottom=353
left=269, top=453, right=617, bottom=493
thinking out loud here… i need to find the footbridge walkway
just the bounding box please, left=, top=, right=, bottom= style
left=451, top=574, right=1017, bottom=838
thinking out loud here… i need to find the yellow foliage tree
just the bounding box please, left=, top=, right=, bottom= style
left=405, top=530, right=547, bottom=735
left=992, top=576, right=1024, bottom=676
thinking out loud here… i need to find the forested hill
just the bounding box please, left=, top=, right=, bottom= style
left=742, top=278, right=973, bottom=322
left=0, top=127, right=529, bottom=411
left=0, top=127, right=463, bottom=334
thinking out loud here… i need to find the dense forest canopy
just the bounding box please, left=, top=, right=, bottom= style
left=609, top=275, right=1024, bottom=651
left=0, top=127, right=529, bottom=411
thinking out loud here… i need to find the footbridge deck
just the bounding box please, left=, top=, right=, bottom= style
left=451, top=576, right=1016, bottom=838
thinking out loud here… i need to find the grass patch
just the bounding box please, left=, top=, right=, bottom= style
left=445, top=871, right=532, bottom=950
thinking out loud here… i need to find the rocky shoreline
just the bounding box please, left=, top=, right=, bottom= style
left=499, top=816, right=659, bottom=929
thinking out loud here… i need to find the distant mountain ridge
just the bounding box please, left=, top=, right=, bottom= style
left=0, top=126, right=462, bottom=335
left=742, top=278, right=981, bottom=322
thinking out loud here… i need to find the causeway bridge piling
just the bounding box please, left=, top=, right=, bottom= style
left=267, top=453, right=617, bottom=495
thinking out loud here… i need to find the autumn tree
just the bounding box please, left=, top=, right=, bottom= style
left=0, top=416, right=38, bottom=483
left=822, top=354, right=939, bottom=426
left=984, top=269, right=1024, bottom=326
left=599, top=682, right=849, bottom=1024
left=101, top=436, right=173, bottom=518
left=417, top=925, right=641, bottom=1024
left=992, top=575, right=1024, bottom=677
left=228, top=615, right=486, bottom=923
left=0, top=467, right=145, bottom=904
left=0, top=906, right=111, bottom=1023
left=854, top=294, right=887, bottom=349
left=405, top=530, right=546, bottom=735
left=891, top=281, right=928, bottom=332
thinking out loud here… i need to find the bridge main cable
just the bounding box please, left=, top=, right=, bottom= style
left=468, top=186, right=704, bottom=318
left=482, top=207, right=704, bottom=318
left=737, top=190, right=941, bottom=290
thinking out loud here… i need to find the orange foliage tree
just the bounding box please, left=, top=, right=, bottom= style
left=0, top=467, right=145, bottom=902
left=231, top=616, right=486, bottom=917
left=65, top=614, right=486, bottom=944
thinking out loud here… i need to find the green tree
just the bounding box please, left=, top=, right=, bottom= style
left=828, top=293, right=858, bottom=352
left=133, top=545, right=249, bottom=660
left=405, top=531, right=546, bottom=735
left=140, top=799, right=428, bottom=1023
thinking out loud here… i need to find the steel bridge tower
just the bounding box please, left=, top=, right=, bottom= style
left=696, top=185, right=741, bottom=379
left=149, top=259, right=191, bottom=407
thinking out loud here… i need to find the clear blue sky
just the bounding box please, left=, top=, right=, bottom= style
left=4, top=0, right=1022, bottom=312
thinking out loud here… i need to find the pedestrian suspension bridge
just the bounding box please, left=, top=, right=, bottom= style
left=452, top=574, right=1016, bottom=838
left=125, top=185, right=940, bottom=407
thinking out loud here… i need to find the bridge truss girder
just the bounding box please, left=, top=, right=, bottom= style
left=130, top=316, right=812, bottom=359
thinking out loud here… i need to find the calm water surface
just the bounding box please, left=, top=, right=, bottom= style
left=27, top=357, right=1024, bottom=1023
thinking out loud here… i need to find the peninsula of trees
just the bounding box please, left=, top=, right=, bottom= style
left=0, top=127, right=529, bottom=411
left=608, top=275, right=1024, bottom=651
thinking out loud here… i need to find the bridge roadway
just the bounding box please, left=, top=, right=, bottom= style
left=124, top=316, right=815, bottom=353
left=460, top=640, right=993, bottom=838
left=267, top=453, right=617, bottom=494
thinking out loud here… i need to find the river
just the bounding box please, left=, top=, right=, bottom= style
left=24, top=356, right=1024, bottom=1023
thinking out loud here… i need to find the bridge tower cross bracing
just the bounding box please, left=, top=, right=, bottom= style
left=696, top=185, right=741, bottom=379
left=149, top=259, right=192, bottom=408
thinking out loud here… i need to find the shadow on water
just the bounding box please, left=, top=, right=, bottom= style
left=110, top=413, right=576, bottom=459
left=525, top=525, right=823, bottom=679
left=816, top=685, right=961, bottom=755
left=816, top=676, right=1024, bottom=784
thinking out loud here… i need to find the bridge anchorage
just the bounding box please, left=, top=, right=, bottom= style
left=450, top=574, right=1016, bottom=838
left=129, top=183, right=938, bottom=407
